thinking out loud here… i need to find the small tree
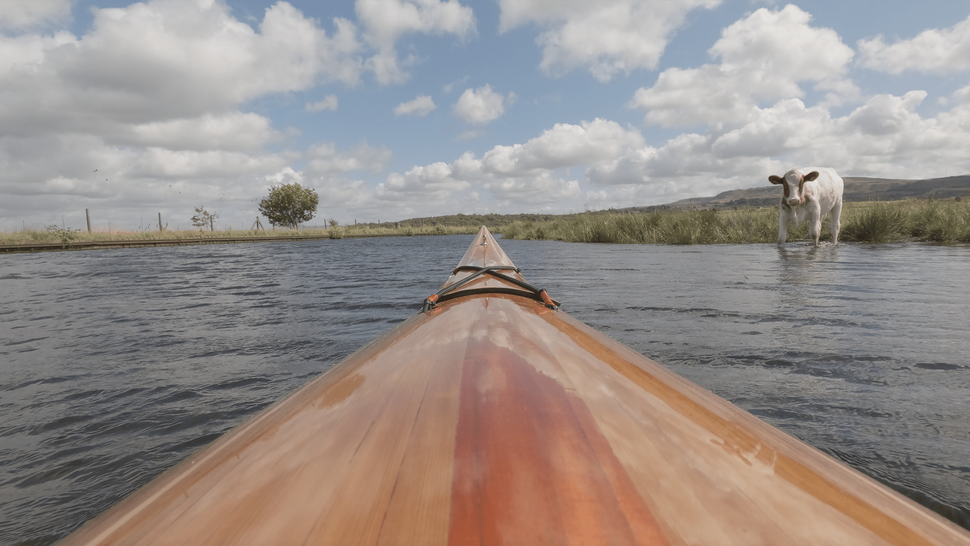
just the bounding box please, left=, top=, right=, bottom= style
left=192, top=206, right=217, bottom=231
left=258, top=183, right=319, bottom=229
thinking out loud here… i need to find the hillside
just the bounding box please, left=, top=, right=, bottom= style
left=380, top=175, right=970, bottom=228
left=630, top=174, right=970, bottom=212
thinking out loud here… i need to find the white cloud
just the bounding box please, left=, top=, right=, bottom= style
left=952, top=83, right=970, bottom=104
left=0, top=0, right=72, bottom=29
left=858, top=16, right=970, bottom=74
left=394, top=95, right=436, bottom=116
left=356, top=0, right=475, bottom=84
left=124, top=112, right=281, bottom=151
left=257, top=166, right=375, bottom=219
left=305, top=141, right=392, bottom=175
left=264, top=166, right=304, bottom=186
left=841, top=91, right=926, bottom=136
left=483, top=173, right=580, bottom=204
left=480, top=119, right=645, bottom=176
left=376, top=162, right=470, bottom=200
left=311, top=176, right=373, bottom=211
left=306, top=95, right=339, bottom=112
left=129, top=148, right=285, bottom=179
left=380, top=119, right=647, bottom=210
left=0, top=31, right=76, bottom=75
left=453, top=84, right=508, bottom=124
left=0, top=0, right=366, bottom=230
left=443, top=75, right=468, bottom=93
left=0, top=0, right=363, bottom=135
left=630, top=5, right=856, bottom=127
left=377, top=83, right=970, bottom=216
left=498, top=0, right=720, bottom=82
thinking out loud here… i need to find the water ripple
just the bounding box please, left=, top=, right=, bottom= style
left=2, top=238, right=969, bottom=544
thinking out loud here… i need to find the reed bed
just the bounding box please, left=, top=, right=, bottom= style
left=502, top=199, right=970, bottom=245
left=0, top=223, right=480, bottom=246
left=6, top=199, right=968, bottom=248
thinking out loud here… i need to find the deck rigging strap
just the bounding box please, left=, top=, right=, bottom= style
left=423, top=265, right=560, bottom=312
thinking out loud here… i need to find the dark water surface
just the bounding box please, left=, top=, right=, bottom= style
left=1, top=236, right=968, bottom=544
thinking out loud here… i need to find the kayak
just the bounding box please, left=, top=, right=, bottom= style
left=61, top=226, right=970, bottom=545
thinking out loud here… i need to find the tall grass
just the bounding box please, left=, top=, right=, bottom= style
left=503, top=199, right=970, bottom=245
left=839, top=202, right=905, bottom=243
left=6, top=198, right=968, bottom=247
left=503, top=207, right=784, bottom=244
left=0, top=223, right=481, bottom=246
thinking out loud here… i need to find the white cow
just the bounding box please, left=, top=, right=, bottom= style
left=769, top=167, right=844, bottom=246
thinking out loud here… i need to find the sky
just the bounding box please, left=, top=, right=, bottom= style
left=2, top=0, right=970, bottom=232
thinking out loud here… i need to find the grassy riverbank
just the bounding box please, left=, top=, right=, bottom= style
left=7, top=198, right=969, bottom=249
left=3, top=212, right=554, bottom=248
left=0, top=223, right=481, bottom=247
left=502, top=199, right=970, bottom=244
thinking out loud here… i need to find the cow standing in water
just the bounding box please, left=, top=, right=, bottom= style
left=769, top=167, right=844, bottom=246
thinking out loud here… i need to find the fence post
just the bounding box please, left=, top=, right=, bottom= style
left=158, top=212, right=163, bottom=232
left=86, top=209, right=91, bottom=233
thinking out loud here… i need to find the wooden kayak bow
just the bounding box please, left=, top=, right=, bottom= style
left=61, top=226, right=970, bottom=546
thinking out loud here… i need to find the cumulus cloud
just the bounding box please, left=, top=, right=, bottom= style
left=121, top=112, right=282, bottom=152
left=262, top=148, right=395, bottom=217
left=378, top=82, right=970, bottom=216
left=0, top=0, right=366, bottom=230
left=498, top=0, right=720, bottom=82
left=394, top=95, right=436, bottom=116
left=305, top=141, right=392, bottom=175
left=0, top=0, right=363, bottom=136
left=376, top=162, right=470, bottom=203
left=306, top=95, right=339, bottom=112
left=0, top=0, right=72, bottom=29
left=483, top=173, right=580, bottom=204
left=480, top=119, right=645, bottom=175
left=952, top=83, right=970, bottom=104
left=0, top=30, right=76, bottom=75
left=453, top=84, right=510, bottom=124
left=375, top=156, right=580, bottom=212
left=356, top=0, right=475, bottom=84
left=630, top=5, right=856, bottom=127
left=380, top=119, right=647, bottom=210
left=858, top=15, right=970, bottom=74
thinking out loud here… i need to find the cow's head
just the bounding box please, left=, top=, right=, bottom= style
left=769, top=169, right=819, bottom=206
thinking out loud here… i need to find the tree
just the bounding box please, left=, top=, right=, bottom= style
left=259, top=183, right=319, bottom=229
left=192, top=206, right=217, bottom=231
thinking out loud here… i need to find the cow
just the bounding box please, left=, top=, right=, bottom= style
left=769, top=167, right=844, bottom=246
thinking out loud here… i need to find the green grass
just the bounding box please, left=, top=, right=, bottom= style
left=0, top=223, right=482, bottom=246
left=6, top=198, right=969, bottom=248
left=502, top=199, right=970, bottom=245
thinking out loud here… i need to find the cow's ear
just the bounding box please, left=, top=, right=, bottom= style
left=804, top=171, right=820, bottom=182
left=769, top=175, right=784, bottom=185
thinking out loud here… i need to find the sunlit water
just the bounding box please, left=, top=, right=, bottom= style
left=1, top=236, right=968, bottom=544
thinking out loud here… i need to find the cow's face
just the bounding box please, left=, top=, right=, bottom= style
left=769, top=169, right=819, bottom=206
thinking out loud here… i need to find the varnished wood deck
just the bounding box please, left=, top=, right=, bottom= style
left=61, top=227, right=970, bottom=545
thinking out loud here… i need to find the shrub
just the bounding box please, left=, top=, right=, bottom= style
left=46, top=225, right=81, bottom=244
left=191, top=207, right=217, bottom=231
left=842, top=202, right=905, bottom=243
left=259, top=183, right=319, bottom=229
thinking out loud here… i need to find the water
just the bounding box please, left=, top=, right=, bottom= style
left=1, top=237, right=968, bottom=544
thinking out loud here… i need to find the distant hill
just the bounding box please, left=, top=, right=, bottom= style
left=623, top=174, right=970, bottom=212
left=384, top=174, right=970, bottom=228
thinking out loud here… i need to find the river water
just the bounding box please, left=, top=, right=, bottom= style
left=1, top=236, right=968, bottom=544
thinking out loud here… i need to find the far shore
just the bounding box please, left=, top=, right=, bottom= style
left=3, top=197, right=969, bottom=254
left=0, top=224, right=480, bottom=254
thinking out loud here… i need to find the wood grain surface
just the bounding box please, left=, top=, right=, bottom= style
left=61, top=227, right=970, bottom=546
